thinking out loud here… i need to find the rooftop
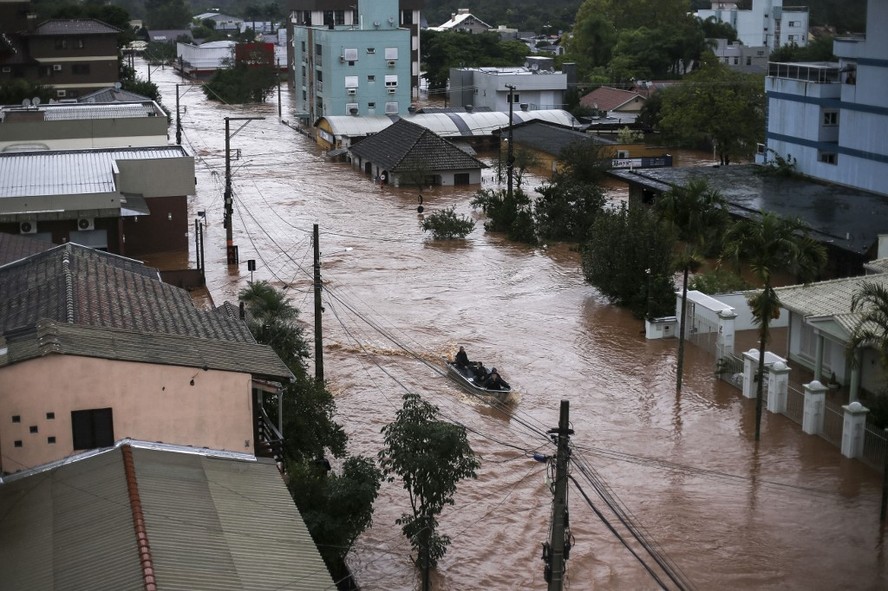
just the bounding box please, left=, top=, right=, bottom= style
left=33, top=19, right=121, bottom=36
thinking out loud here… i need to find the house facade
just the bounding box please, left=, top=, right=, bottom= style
left=449, top=57, right=569, bottom=112
left=710, top=38, right=769, bottom=73
left=696, top=0, right=809, bottom=51
left=0, top=18, right=121, bottom=100
left=0, top=146, right=196, bottom=256
left=291, top=0, right=412, bottom=123
left=0, top=244, right=293, bottom=474
left=757, top=0, right=888, bottom=196
left=176, top=39, right=235, bottom=78
left=429, top=8, right=491, bottom=34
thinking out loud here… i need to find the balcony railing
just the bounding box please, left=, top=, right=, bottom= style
left=768, top=62, right=841, bottom=83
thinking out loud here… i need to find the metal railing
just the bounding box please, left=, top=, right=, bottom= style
left=861, top=425, right=888, bottom=471
left=821, top=403, right=844, bottom=446
left=785, top=385, right=804, bottom=424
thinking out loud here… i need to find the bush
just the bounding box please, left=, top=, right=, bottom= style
left=689, top=268, right=750, bottom=295
left=420, top=207, right=475, bottom=239
left=470, top=188, right=536, bottom=244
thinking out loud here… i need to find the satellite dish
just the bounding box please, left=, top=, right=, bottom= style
left=21, top=98, right=31, bottom=107
left=32, top=97, right=41, bottom=106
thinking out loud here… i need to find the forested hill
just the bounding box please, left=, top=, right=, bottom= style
left=421, top=0, right=866, bottom=36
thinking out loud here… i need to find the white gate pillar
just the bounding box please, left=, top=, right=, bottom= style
left=841, top=401, right=869, bottom=459
left=716, top=309, right=737, bottom=360
left=742, top=349, right=759, bottom=399
left=802, top=380, right=828, bottom=435
left=767, top=361, right=790, bottom=414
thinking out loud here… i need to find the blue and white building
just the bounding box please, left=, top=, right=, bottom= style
left=758, top=0, right=888, bottom=196
left=290, top=0, right=415, bottom=123
left=696, top=0, right=809, bottom=51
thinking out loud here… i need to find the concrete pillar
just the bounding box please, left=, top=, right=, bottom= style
left=716, top=309, right=737, bottom=359
left=814, top=333, right=824, bottom=382
left=742, top=349, right=759, bottom=399
left=802, top=380, right=828, bottom=435
left=767, top=361, right=790, bottom=414
left=841, top=401, right=869, bottom=459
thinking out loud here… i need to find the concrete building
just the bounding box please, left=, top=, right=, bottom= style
left=449, top=57, right=570, bottom=112
left=0, top=18, right=121, bottom=100
left=696, top=0, right=809, bottom=51
left=710, top=38, right=769, bottom=73
left=288, top=0, right=423, bottom=124
left=194, top=11, right=244, bottom=33
left=176, top=39, right=236, bottom=78
left=758, top=0, right=888, bottom=196
left=0, top=243, right=293, bottom=474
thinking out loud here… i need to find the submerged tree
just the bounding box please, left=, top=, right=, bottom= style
left=655, top=179, right=728, bottom=394
left=420, top=206, right=475, bottom=240
left=721, top=213, right=826, bottom=441
left=471, top=187, right=536, bottom=244
left=379, top=392, right=480, bottom=579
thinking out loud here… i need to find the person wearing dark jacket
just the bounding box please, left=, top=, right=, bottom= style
left=484, top=368, right=509, bottom=390
left=455, top=346, right=470, bottom=369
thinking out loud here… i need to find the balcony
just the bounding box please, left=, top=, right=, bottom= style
left=768, top=62, right=841, bottom=84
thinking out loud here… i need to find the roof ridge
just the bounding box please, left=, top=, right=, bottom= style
left=121, top=445, right=158, bottom=591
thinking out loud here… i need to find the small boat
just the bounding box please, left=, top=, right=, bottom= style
left=446, top=361, right=511, bottom=402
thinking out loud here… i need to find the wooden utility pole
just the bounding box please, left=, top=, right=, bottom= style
left=223, top=116, right=264, bottom=266
left=175, top=84, right=182, bottom=145
left=547, top=400, right=573, bottom=591
left=313, top=223, right=324, bottom=383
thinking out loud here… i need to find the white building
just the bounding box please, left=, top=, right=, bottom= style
left=697, top=0, right=809, bottom=51
left=758, top=0, right=888, bottom=196
left=176, top=40, right=235, bottom=78
left=449, top=57, right=569, bottom=112
left=710, top=38, right=769, bottom=73
left=428, top=8, right=491, bottom=34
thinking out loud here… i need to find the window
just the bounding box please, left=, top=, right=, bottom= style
left=48, top=436, right=56, bottom=444
left=788, top=35, right=796, bottom=42
left=334, top=10, right=345, bottom=24
left=55, top=38, right=67, bottom=49
left=402, top=10, right=414, bottom=26
left=12, top=415, right=20, bottom=423
left=72, top=64, right=90, bottom=75
left=818, top=151, right=837, bottom=165
left=368, top=102, right=376, bottom=109
left=746, top=56, right=752, bottom=66
left=508, top=93, right=521, bottom=103
left=301, top=41, right=306, bottom=52
left=14, top=440, right=22, bottom=448
left=385, top=75, right=398, bottom=87
left=822, top=111, right=838, bottom=126
left=789, top=21, right=799, bottom=27
left=46, top=412, right=55, bottom=420
left=71, top=408, right=114, bottom=450
left=29, top=425, right=38, bottom=433
left=315, top=43, right=322, bottom=56
left=384, top=47, right=398, bottom=60
left=733, top=57, right=739, bottom=65
left=367, top=47, right=376, bottom=54
left=368, top=75, right=376, bottom=82
left=76, top=39, right=84, bottom=49
left=1, top=66, right=11, bottom=73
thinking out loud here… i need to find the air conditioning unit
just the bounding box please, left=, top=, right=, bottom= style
left=387, top=88, right=396, bottom=94
left=52, top=64, right=62, bottom=71
left=77, top=217, right=95, bottom=231
left=346, top=88, right=357, bottom=95
left=387, top=60, right=396, bottom=67
left=19, top=221, right=37, bottom=234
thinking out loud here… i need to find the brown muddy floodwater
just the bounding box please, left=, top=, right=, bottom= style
left=146, top=61, right=887, bottom=590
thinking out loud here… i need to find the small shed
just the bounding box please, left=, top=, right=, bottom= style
left=348, top=119, right=486, bottom=187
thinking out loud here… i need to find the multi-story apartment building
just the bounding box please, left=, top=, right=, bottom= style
left=0, top=18, right=121, bottom=100
left=448, top=57, right=570, bottom=112
left=697, top=0, right=809, bottom=51
left=758, top=0, right=887, bottom=196
left=291, top=0, right=415, bottom=123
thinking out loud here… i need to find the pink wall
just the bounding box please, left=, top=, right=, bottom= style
left=0, top=355, right=254, bottom=473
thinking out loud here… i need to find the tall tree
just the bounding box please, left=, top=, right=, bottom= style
left=721, top=213, right=826, bottom=441
left=379, top=392, right=480, bottom=577
left=655, top=179, right=728, bottom=394
left=849, top=281, right=888, bottom=370
left=656, top=54, right=765, bottom=164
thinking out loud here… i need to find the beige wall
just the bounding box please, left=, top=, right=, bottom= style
left=117, top=157, right=196, bottom=197
left=0, top=355, right=254, bottom=473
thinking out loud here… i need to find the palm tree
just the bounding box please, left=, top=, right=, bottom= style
left=239, top=280, right=308, bottom=370
left=849, top=280, right=888, bottom=369
left=722, top=212, right=827, bottom=441
left=656, top=178, right=728, bottom=394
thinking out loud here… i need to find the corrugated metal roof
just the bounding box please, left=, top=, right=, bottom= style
left=0, top=147, right=189, bottom=198
left=34, top=19, right=121, bottom=36
left=42, top=103, right=158, bottom=120
left=0, top=445, right=335, bottom=590
left=319, top=109, right=580, bottom=139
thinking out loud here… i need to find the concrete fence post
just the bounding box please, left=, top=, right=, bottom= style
left=802, top=380, right=828, bottom=435
left=767, top=361, right=790, bottom=414
left=841, top=401, right=869, bottom=459
left=742, top=349, right=759, bottom=399
left=716, top=309, right=737, bottom=360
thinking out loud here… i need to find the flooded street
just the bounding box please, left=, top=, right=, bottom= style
left=148, top=62, right=887, bottom=590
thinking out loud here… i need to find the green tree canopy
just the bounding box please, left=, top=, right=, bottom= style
left=145, top=0, right=192, bottom=29
left=656, top=55, right=765, bottom=164
left=379, top=392, right=480, bottom=570
left=421, top=30, right=528, bottom=94
left=204, top=62, right=278, bottom=103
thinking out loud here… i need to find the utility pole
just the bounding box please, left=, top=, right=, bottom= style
left=223, top=116, right=264, bottom=266
left=277, top=59, right=282, bottom=118
left=313, top=224, right=324, bottom=383
left=546, top=400, right=573, bottom=591
left=175, top=84, right=182, bottom=145
left=506, top=84, right=515, bottom=201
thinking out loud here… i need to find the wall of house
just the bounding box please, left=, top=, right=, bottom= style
left=121, top=194, right=188, bottom=256
left=697, top=0, right=809, bottom=50
left=0, top=115, right=169, bottom=151
left=0, top=356, right=254, bottom=473
left=28, top=35, right=120, bottom=98
left=116, top=157, right=196, bottom=198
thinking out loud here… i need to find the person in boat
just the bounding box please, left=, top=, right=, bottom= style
left=473, top=362, right=488, bottom=381
left=455, top=346, right=470, bottom=369
left=484, top=368, right=509, bottom=390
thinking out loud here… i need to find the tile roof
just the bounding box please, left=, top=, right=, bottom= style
left=348, top=118, right=486, bottom=173
left=77, top=88, right=154, bottom=103
left=580, top=87, right=646, bottom=112
left=0, top=243, right=292, bottom=381
left=33, top=19, right=121, bottom=36
left=0, top=232, right=54, bottom=266
left=775, top=273, right=888, bottom=318
left=0, top=442, right=335, bottom=590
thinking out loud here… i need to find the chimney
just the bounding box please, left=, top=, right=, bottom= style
left=465, top=104, right=473, bottom=112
